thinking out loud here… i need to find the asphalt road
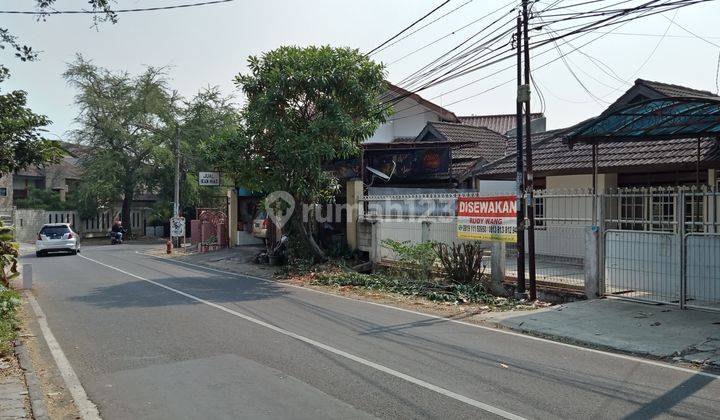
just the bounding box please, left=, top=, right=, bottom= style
left=21, top=244, right=720, bottom=419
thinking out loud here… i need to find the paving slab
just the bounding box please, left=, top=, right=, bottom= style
left=0, top=376, right=29, bottom=419
left=481, top=298, right=720, bottom=367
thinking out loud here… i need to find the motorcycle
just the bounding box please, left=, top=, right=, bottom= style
left=110, top=229, right=126, bottom=245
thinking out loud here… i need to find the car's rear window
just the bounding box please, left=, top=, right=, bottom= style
left=40, top=226, right=71, bottom=236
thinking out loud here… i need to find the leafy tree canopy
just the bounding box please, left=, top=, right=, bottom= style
left=239, top=45, right=388, bottom=203
left=204, top=45, right=389, bottom=259
left=150, top=87, right=241, bottom=216
left=1, top=1, right=113, bottom=284
left=65, top=55, right=178, bottom=231
left=0, top=68, right=60, bottom=177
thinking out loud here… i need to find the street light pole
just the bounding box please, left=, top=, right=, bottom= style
left=174, top=125, right=180, bottom=219
left=173, top=125, right=181, bottom=248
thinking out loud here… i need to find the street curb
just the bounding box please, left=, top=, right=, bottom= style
left=15, top=340, right=50, bottom=420
left=479, top=318, right=720, bottom=373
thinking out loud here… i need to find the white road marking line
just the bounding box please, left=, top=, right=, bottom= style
left=26, top=292, right=102, bottom=420
left=81, top=254, right=525, bottom=420
left=137, top=251, right=720, bottom=380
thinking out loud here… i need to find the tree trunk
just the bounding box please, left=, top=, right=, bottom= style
left=122, top=193, right=132, bottom=236
left=300, top=219, right=327, bottom=262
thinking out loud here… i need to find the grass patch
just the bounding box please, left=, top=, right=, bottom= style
left=0, top=286, right=21, bottom=356
left=311, top=271, right=520, bottom=309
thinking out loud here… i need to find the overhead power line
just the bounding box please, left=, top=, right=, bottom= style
left=379, top=0, right=714, bottom=120
left=383, top=0, right=693, bottom=121
left=371, top=0, right=476, bottom=56
left=386, top=0, right=518, bottom=66
left=0, top=0, right=234, bottom=15
left=366, top=0, right=452, bottom=56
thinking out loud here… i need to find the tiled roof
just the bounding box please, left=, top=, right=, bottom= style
left=468, top=80, right=720, bottom=180
left=413, top=121, right=508, bottom=179
left=637, top=79, right=720, bottom=99
left=385, top=83, right=460, bottom=122
left=459, top=113, right=543, bottom=134
left=450, top=145, right=491, bottom=176
left=15, top=156, right=83, bottom=180
left=468, top=133, right=720, bottom=179
left=419, top=121, right=507, bottom=163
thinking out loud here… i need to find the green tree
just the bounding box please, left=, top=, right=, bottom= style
left=0, top=69, right=60, bottom=176
left=151, top=88, right=241, bottom=217
left=0, top=69, right=61, bottom=286
left=207, top=45, right=389, bottom=260
left=65, top=55, right=178, bottom=233
left=14, top=186, right=77, bottom=211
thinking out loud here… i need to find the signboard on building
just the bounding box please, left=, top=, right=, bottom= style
left=364, top=146, right=451, bottom=181
left=456, top=195, right=517, bottom=242
left=170, top=216, right=185, bottom=237
left=199, top=171, right=220, bottom=186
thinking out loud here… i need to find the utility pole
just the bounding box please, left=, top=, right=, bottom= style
left=522, top=0, right=537, bottom=301
left=174, top=125, right=181, bottom=247
left=514, top=15, right=526, bottom=296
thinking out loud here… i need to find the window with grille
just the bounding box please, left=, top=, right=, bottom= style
left=685, top=193, right=704, bottom=232
left=619, top=195, right=646, bottom=230
left=651, top=194, right=675, bottom=232
left=534, top=196, right=545, bottom=227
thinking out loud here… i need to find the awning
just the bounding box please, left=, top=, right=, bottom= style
left=563, top=97, right=720, bottom=146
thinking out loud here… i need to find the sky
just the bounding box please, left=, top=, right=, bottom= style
left=2, top=0, right=720, bottom=138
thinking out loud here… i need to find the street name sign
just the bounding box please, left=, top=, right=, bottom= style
left=199, top=171, right=220, bottom=186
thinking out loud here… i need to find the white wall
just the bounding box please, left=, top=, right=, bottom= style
left=546, top=173, right=617, bottom=190
left=13, top=210, right=77, bottom=243
left=366, top=97, right=442, bottom=143
left=476, top=180, right=515, bottom=195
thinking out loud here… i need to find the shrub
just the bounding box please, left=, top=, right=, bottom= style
left=312, top=271, right=494, bottom=305
left=381, top=239, right=437, bottom=281
left=433, top=242, right=487, bottom=285
left=0, top=286, right=21, bottom=356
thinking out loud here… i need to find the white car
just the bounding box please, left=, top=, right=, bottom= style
left=35, top=223, right=81, bottom=257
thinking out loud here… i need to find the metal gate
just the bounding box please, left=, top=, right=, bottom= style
left=602, top=187, right=720, bottom=311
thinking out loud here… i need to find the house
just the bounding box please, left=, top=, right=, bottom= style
left=13, top=157, right=83, bottom=202
left=459, top=112, right=546, bottom=138
left=228, top=83, right=465, bottom=246
left=464, top=79, right=720, bottom=194
left=363, top=121, right=508, bottom=190
left=1, top=141, right=158, bottom=240
left=460, top=78, right=720, bottom=275
left=366, top=83, right=460, bottom=144
left=0, top=142, right=83, bottom=207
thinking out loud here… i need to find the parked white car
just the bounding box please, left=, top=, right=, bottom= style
left=35, top=223, right=81, bottom=257
left=252, top=211, right=269, bottom=239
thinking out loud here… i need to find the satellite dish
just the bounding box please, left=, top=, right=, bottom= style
left=366, top=162, right=395, bottom=182
left=366, top=166, right=390, bottom=181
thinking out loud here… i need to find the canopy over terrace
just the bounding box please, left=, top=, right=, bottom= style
left=561, top=97, right=720, bottom=224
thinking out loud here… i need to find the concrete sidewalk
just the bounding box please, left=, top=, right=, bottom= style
left=481, top=298, right=720, bottom=368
